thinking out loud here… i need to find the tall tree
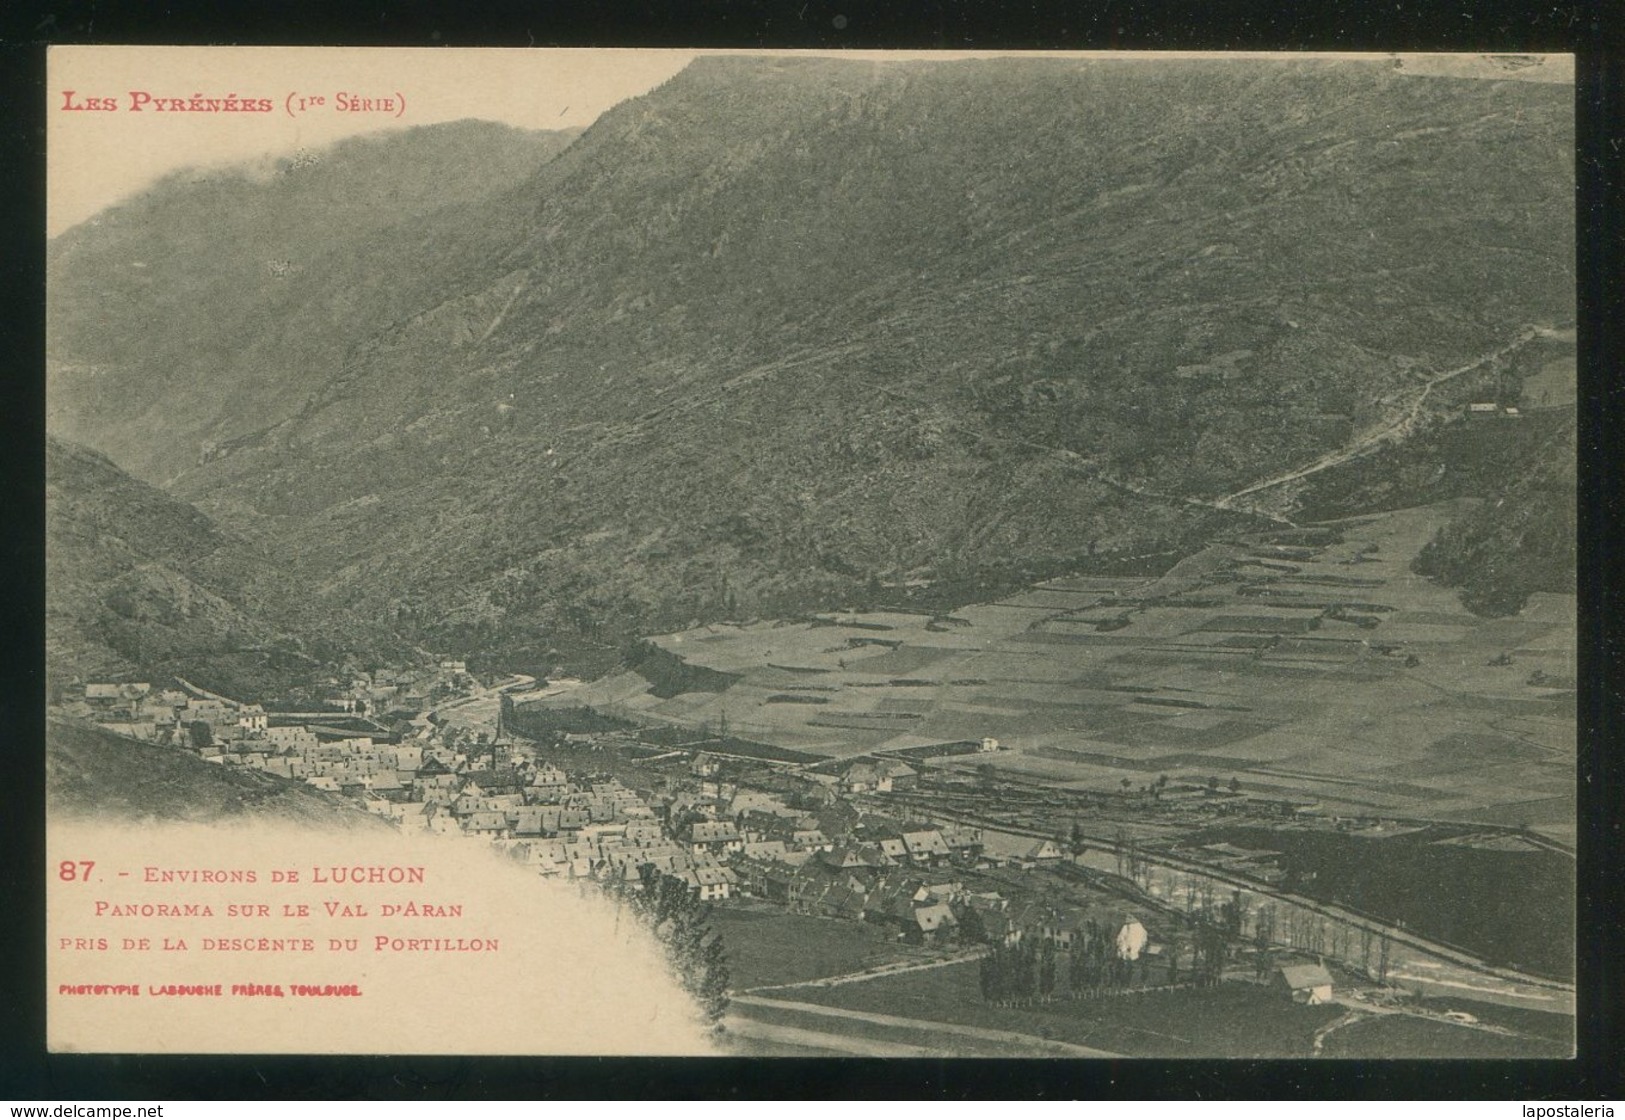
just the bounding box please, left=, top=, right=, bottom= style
left=1038, top=941, right=1057, bottom=1002
left=627, top=863, right=732, bottom=1025
left=959, top=904, right=990, bottom=945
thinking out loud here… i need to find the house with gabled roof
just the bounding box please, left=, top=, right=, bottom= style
left=624, top=819, right=666, bottom=844
left=790, top=828, right=831, bottom=852
left=863, top=874, right=928, bottom=921
left=580, top=822, right=628, bottom=846
left=818, top=843, right=884, bottom=872
left=464, top=810, right=510, bottom=838
left=939, top=826, right=985, bottom=863
left=237, top=704, right=268, bottom=735
left=561, top=842, right=597, bottom=878
left=876, top=758, right=918, bottom=789
left=1273, top=962, right=1334, bottom=1004
left=86, top=682, right=152, bottom=721
left=1034, top=905, right=1149, bottom=961
left=362, top=795, right=406, bottom=820
left=511, top=806, right=561, bottom=838
left=875, top=835, right=909, bottom=863
left=456, top=791, right=523, bottom=818
left=365, top=771, right=403, bottom=793
left=815, top=882, right=870, bottom=922
left=979, top=830, right=1067, bottom=867
left=467, top=769, right=525, bottom=794
left=522, top=839, right=568, bottom=875
left=910, top=901, right=958, bottom=943
left=734, top=857, right=797, bottom=904
left=693, top=865, right=738, bottom=901
left=841, top=761, right=885, bottom=793
left=526, top=782, right=570, bottom=807
left=686, top=819, right=744, bottom=856
left=958, top=895, right=1022, bottom=946
left=416, top=755, right=455, bottom=782
left=789, top=865, right=840, bottom=913
left=729, top=789, right=792, bottom=819
left=901, top=828, right=952, bottom=867
left=742, top=839, right=789, bottom=862
left=83, top=682, right=122, bottom=706
left=1026, top=838, right=1065, bottom=863
left=531, top=762, right=568, bottom=785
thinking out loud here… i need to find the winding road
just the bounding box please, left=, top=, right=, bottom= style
left=729, top=994, right=1122, bottom=1058
left=1215, top=324, right=1556, bottom=512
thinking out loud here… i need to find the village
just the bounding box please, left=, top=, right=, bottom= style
left=66, top=668, right=1153, bottom=946
left=64, top=648, right=1584, bottom=1057
left=60, top=659, right=1575, bottom=1060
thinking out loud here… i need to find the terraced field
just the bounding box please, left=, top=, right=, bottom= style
left=527, top=501, right=1575, bottom=841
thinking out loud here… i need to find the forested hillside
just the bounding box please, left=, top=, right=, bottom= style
left=1411, top=417, right=1577, bottom=616
left=48, top=120, right=581, bottom=484
left=48, top=57, right=1575, bottom=673
left=46, top=436, right=412, bottom=699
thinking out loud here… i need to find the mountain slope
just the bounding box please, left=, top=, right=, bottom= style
left=46, top=435, right=412, bottom=699
left=48, top=120, right=581, bottom=484
left=49, top=57, right=1575, bottom=671
left=1411, top=416, right=1577, bottom=616
left=47, top=713, right=385, bottom=826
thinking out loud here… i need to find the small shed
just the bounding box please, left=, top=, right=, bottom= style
left=1272, top=962, right=1335, bottom=1005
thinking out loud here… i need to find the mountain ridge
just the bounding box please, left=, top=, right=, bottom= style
left=48, top=119, right=583, bottom=485
left=46, top=434, right=414, bottom=700
left=48, top=57, right=1575, bottom=673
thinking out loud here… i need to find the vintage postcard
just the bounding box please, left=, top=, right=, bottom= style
left=45, top=46, right=1576, bottom=1057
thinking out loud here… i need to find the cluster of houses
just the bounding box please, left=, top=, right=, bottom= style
left=67, top=677, right=1343, bottom=1001
left=71, top=661, right=477, bottom=747
left=70, top=675, right=752, bottom=895
left=496, top=749, right=1144, bottom=951
left=733, top=850, right=1151, bottom=954
left=70, top=676, right=1137, bottom=948
left=324, top=661, right=474, bottom=716
left=405, top=763, right=750, bottom=902
left=77, top=681, right=270, bottom=746
left=67, top=663, right=484, bottom=797
left=424, top=741, right=1155, bottom=955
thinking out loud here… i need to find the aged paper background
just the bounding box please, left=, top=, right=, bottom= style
left=47, top=45, right=1576, bottom=1058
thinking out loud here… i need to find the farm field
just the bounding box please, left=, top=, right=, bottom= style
left=525, top=501, right=1575, bottom=842
left=711, top=903, right=922, bottom=990
left=773, top=959, right=1344, bottom=1058
left=1411, top=995, right=1576, bottom=1047
left=1317, top=1013, right=1571, bottom=1058
left=1180, top=823, right=1576, bottom=979
left=724, top=996, right=1105, bottom=1058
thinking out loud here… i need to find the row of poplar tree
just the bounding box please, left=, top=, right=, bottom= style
left=977, top=918, right=1232, bottom=1006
